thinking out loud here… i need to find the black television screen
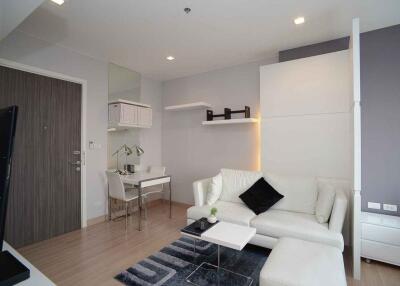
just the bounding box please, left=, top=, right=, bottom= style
left=0, top=106, right=18, bottom=250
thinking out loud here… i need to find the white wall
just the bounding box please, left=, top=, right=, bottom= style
left=162, top=58, right=276, bottom=204
left=107, top=129, right=141, bottom=169
left=140, top=77, right=163, bottom=168
left=0, top=30, right=109, bottom=220
left=260, top=50, right=352, bottom=243
left=107, top=63, right=141, bottom=169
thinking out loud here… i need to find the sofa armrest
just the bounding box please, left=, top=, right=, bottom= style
left=193, top=178, right=211, bottom=206
left=329, top=188, right=348, bottom=233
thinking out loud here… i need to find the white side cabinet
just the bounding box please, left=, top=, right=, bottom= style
left=108, top=100, right=152, bottom=129
left=361, top=212, right=400, bottom=266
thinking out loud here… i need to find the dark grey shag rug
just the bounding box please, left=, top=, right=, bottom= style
left=115, top=236, right=270, bottom=286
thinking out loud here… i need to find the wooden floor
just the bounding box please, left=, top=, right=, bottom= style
left=18, top=202, right=400, bottom=286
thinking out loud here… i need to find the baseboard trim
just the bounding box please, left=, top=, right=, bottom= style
left=87, top=215, right=106, bottom=226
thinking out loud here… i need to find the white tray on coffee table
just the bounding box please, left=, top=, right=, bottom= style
left=181, top=221, right=256, bottom=286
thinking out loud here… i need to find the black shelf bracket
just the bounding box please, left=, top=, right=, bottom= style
left=206, top=106, right=250, bottom=121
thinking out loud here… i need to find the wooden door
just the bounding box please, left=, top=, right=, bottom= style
left=0, top=65, right=81, bottom=248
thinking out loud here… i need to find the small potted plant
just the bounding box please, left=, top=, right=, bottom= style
left=208, top=207, right=218, bottom=224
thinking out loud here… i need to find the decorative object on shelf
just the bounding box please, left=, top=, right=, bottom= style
left=180, top=218, right=219, bottom=237
left=112, top=144, right=144, bottom=174
left=208, top=207, right=218, bottom=224
left=206, top=106, right=250, bottom=121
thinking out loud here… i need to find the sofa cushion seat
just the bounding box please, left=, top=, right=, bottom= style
left=187, top=201, right=257, bottom=226
left=250, top=209, right=344, bottom=250
left=260, top=237, right=346, bottom=286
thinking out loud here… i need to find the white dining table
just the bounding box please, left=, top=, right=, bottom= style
left=109, top=171, right=172, bottom=231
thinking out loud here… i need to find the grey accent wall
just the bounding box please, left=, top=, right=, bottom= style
left=279, top=25, right=400, bottom=216
left=360, top=25, right=400, bottom=216
left=162, top=58, right=276, bottom=204
left=279, top=37, right=349, bottom=62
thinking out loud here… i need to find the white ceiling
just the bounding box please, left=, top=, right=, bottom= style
left=16, top=0, right=400, bottom=81
left=0, top=0, right=44, bottom=41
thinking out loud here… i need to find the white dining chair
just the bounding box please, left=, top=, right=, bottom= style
left=133, top=164, right=148, bottom=172
left=106, top=171, right=140, bottom=230
left=141, top=166, right=166, bottom=218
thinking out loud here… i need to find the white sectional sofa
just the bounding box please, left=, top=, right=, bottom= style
left=187, top=169, right=348, bottom=251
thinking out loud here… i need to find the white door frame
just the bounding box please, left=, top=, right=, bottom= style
left=0, top=58, right=88, bottom=228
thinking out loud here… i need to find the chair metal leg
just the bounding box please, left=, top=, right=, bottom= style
left=108, top=185, right=111, bottom=221
left=125, top=201, right=128, bottom=231
left=142, top=197, right=148, bottom=220
left=108, top=196, right=111, bottom=221
left=138, top=187, right=142, bottom=231
left=169, top=181, right=172, bottom=219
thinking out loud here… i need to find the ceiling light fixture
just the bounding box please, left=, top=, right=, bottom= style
left=166, top=56, right=175, bottom=61
left=294, top=17, right=305, bottom=25
left=51, top=0, right=64, bottom=5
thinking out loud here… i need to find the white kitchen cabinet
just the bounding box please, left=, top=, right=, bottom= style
left=108, top=100, right=152, bottom=130
left=138, top=106, right=152, bottom=128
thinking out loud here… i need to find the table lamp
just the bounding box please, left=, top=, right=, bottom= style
left=112, top=144, right=144, bottom=174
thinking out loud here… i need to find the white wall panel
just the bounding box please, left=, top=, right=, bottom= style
left=260, top=49, right=352, bottom=245
left=260, top=50, right=352, bottom=179
left=261, top=50, right=351, bottom=117
left=262, top=113, right=351, bottom=179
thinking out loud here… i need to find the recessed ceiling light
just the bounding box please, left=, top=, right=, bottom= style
left=294, top=17, right=305, bottom=25
left=166, top=56, right=175, bottom=61
left=51, top=0, right=64, bottom=5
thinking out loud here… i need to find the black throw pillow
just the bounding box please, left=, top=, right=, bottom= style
left=239, top=177, right=284, bottom=215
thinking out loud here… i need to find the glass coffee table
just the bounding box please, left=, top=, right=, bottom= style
left=181, top=220, right=256, bottom=286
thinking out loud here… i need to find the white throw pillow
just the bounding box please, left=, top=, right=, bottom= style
left=219, top=169, right=263, bottom=204
left=206, top=173, right=223, bottom=205
left=264, top=172, right=318, bottom=215
left=315, top=182, right=336, bottom=223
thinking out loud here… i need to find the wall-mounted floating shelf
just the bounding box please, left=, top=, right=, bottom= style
left=202, top=118, right=258, bottom=125
left=109, top=99, right=151, bottom=108
left=108, top=122, right=151, bottom=132
left=164, top=102, right=212, bottom=111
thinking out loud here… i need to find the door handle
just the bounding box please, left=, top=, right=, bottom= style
left=69, top=161, right=81, bottom=166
